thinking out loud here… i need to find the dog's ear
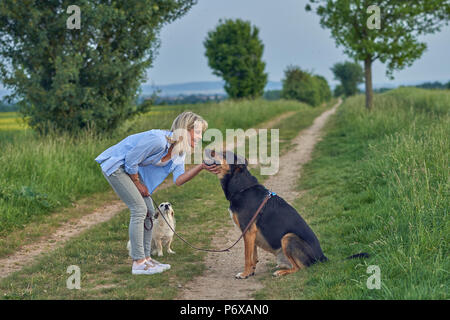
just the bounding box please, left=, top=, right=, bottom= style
left=234, top=154, right=247, bottom=166
left=233, top=163, right=246, bottom=173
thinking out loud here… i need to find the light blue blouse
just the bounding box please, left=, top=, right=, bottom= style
left=95, top=129, right=185, bottom=195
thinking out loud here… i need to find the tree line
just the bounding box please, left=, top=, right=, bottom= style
left=0, top=1, right=448, bottom=134
left=204, top=19, right=332, bottom=107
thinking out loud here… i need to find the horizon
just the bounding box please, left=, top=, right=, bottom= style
left=2, top=78, right=449, bottom=100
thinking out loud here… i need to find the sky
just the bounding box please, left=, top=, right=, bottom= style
left=145, top=0, right=450, bottom=87
left=1, top=0, right=448, bottom=95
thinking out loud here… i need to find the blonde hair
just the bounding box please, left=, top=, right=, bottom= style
left=166, top=111, right=208, bottom=157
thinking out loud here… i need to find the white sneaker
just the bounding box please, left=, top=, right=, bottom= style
left=131, top=261, right=164, bottom=275
left=146, top=258, right=171, bottom=271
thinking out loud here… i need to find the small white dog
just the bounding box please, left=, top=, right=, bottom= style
left=127, top=202, right=176, bottom=257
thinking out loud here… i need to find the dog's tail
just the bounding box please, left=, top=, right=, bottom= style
left=345, top=252, right=370, bottom=259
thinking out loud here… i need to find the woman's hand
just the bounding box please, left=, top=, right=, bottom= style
left=128, top=173, right=150, bottom=197
left=175, top=163, right=219, bottom=186
left=201, top=162, right=221, bottom=174
left=135, top=181, right=150, bottom=197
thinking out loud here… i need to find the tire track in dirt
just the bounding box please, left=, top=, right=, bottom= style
left=176, top=99, right=341, bottom=300
left=0, top=111, right=298, bottom=280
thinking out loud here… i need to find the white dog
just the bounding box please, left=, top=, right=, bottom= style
left=127, top=202, right=176, bottom=257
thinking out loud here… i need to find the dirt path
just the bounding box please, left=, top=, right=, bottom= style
left=0, top=111, right=298, bottom=280
left=176, top=99, right=341, bottom=300
left=0, top=200, right=126, bottom=279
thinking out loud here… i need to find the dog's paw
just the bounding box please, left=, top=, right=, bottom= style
left=235, top=272, right=255, bottom=279
left=272, top=270, right=286, bottom=277
left=168, top=249, right=176, bottom=254
left=157, top=252, right=164, bottom=257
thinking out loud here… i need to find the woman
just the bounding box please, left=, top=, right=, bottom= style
left=95, top=111, right=220, bottom=275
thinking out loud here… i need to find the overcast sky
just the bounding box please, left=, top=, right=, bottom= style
left=146, top=0, right=450, bottom=87
left=1, top=0, right=448, bottom=95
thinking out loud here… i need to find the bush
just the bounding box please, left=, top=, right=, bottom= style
left=333, top=84, right=345, bottom=97
left=281, top=65, right=331, bottom=106
left=315, top=75, right=332, bottom=102
left=331, top=61, right=364, bottom=97
left=263, top=90, right=281, bottom=100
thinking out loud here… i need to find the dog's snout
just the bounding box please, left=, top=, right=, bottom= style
left=164, top=204, right=169, bottom=209
left=205, top=148, right=216, bottom=158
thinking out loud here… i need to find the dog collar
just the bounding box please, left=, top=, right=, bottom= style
left=266, top=188, right=276, bottom=197
left=230, top=186, right=277, bottom=201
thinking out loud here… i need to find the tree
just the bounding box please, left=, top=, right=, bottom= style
left=333, top=84, right=345, bottom=97
left=204, top=19, right=268, bottom=99
left=315, top=74, right=332, bottom=102
left=264, top=90, right=281, bottom=100
left=281, top=65, right=330, bottom=107
left=0, top=0, right=196, bottom=135
left=306, top=0, right=450, bottom=110
left=331, top=61, right=364, bottom=97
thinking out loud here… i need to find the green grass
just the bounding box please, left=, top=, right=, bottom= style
left=0, top=98, right=314, bottom=238
left=1, top=170, right=227, bottom=299
left=254, top=88, right=449, bottom=299
left=0, top=98, right=334, bottom=299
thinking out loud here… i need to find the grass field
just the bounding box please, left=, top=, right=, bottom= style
left=0, top=98, right=334, bottom=299
left=0, top=98, right=315, bottom=239
left=1, top=88, right=447, bottom=300
left=254, top=88, right=449, bottom=299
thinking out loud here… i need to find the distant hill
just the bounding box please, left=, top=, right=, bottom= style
left=142, top=81, right=283, bottom=97
left=1, top=79, right=448, bottom=101
left=144, top=79, right=449, bottom=97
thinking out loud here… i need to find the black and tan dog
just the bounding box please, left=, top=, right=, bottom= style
left=204, top=149, right=367, bottom=278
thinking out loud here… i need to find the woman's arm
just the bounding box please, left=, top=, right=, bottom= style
left=175, top=163, right=220, bottom=186
left=128, top=173, right=150, bottom=197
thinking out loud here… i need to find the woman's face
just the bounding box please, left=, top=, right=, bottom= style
left=189, top=127, right=203, bottom=148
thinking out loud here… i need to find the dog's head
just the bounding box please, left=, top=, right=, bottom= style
left=203, top=149, right=248, bottom=180
left=158, top=202, right=174, bottom=219
left=204, top=149, right=257, bottom=201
